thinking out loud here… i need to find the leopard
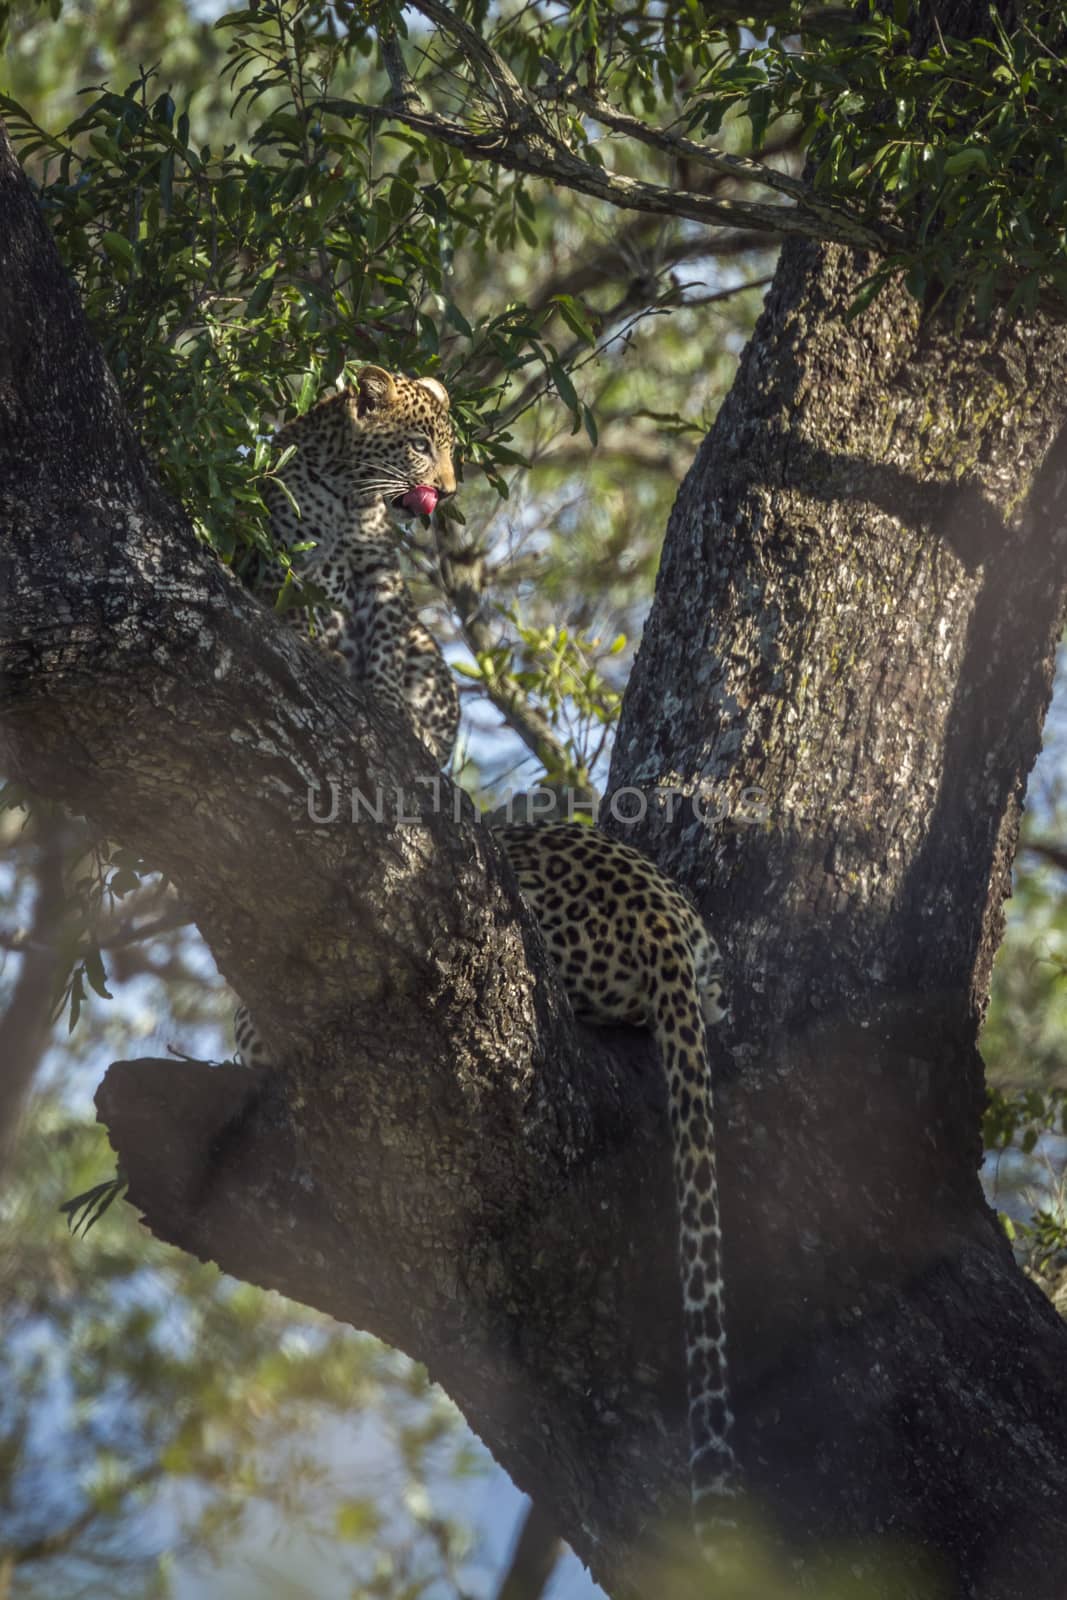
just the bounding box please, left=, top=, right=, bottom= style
left=233, top=363, right=459, bottom=1069
left=246, top=363, right=459, bottom=766
left=232, top=366, right=737, bottom=1552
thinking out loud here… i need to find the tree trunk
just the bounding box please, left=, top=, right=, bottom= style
left=610, top=237, right=1067, bottom=1594
left=4, top=107, right=1067, bottom=1600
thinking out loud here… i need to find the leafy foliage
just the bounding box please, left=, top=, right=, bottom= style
left=346, top=0, right=1067, bottom=321
left=458, top=617, right=623, bottom=790
left=684, top=3, right=1067, bottom=317
left=0, top=2, right=659, bottom=561
left=985, top=1085, right=1067, bottom=1159
left=982, top=668, right=1067, bottom=1290
left=985, top=1083, right=1067, bottom=1277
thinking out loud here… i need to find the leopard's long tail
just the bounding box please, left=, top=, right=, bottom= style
left=651, top=970, right=737, bottom=1554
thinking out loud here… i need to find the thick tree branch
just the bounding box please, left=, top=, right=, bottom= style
left=409, top=0, right=535, bottom=126
left=351, top=95, right=891, bottom=248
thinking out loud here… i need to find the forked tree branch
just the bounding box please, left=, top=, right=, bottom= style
left=346, top=92, right=895, bottom=248
left=335, top=6, right=903, bottom=253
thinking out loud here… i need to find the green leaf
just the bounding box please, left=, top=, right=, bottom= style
left=904, top=262, right=926, bottom=300
left=68, top=968, right=86, bottom=1034
left=60, top=1174, right=127, bottom=1236
left=444, top=300, right=473, bottom=338
left=553, top=294, right=596, bottom=345
left=944, top=147, right=989, bottom=176
left=153, top=92, right=176, bottom=129
left=101, top=231, right=134, bottom=266
left=83, top=947, right=113, bottom=1001
left=549, top=361, right=578, bottom=414
left=246, top=273, right=275, bottom=318
left=581, top=403, right=599, bottom=447
left=335, top=1498, right=381, bottom=1540
left=845, top=272, right=889, bottom=322
left=296, top=370, right=318, bottom=414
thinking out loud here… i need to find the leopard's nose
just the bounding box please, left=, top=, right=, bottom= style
left=436, top=457, right=457, bottom=499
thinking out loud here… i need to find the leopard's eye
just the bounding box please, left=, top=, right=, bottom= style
left=411, top=434, right=433, bottom=456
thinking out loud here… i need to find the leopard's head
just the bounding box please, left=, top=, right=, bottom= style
left=339, top=364, right=457, bottom=513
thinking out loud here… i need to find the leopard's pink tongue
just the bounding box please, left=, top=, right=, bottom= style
left=399, top=485, right=439, bottom=516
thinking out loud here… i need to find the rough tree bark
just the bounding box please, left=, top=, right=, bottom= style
left=4, top=80, right=1067, bottom=1600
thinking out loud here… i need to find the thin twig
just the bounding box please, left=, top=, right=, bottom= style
left=494, top=1499, right=563, bottom=1600
left=433, top=514, right=581, bottom=782
left=1024, top=839, right=1067, bottom=874
left=548, top=84, right=813, bottom=204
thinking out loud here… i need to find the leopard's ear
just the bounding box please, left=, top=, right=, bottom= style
left=355, top=366, right=398, bottom=416
left=414, top=376, right=450, bottom=411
